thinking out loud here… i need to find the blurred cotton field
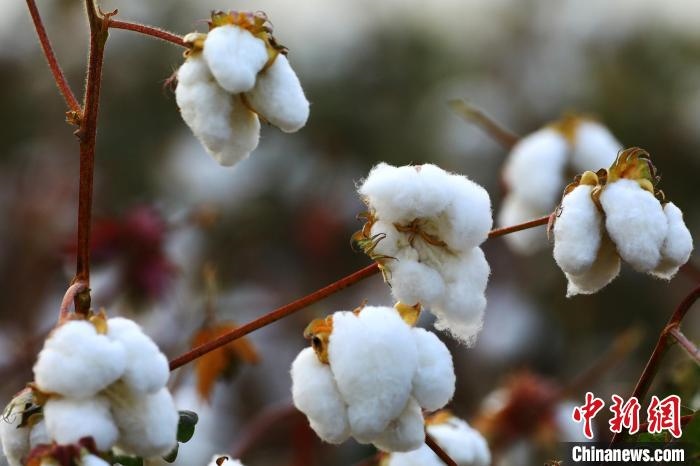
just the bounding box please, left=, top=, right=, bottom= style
left=1, top=0, right=699, bottom=465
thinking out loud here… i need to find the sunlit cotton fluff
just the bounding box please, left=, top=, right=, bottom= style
left=358, top=163, right=492, bottom=344
left=651, top=202, right=694, bottom=279
left=291, top=306, right=455, bottom=452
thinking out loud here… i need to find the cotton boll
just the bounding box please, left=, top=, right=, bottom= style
left=111, top=387, right=178, bottom=457
left=214, top=96, right=261, bottom=166
left=291, top=348, right=350, bottom=444
left=570, top=121, right=621, bottom=173
left=202, top=25, right=268, bottom=94
left=600, top=179, right=667, bottom=272
left=0, top=406, right=30, bottom=466
left=410, top=329, right=455, bottom=411
left=43, top=396, right=118, bottom=451
left=442, top=174, right=493, bottom=251
left=566, top=235, right=621, bottom=297
left=371, top=398, right=425, bottom=452
left=497, top=194, right=549, bottom=254
left=80, top=454, right=110, bottom=466
left=207, top=455, right=245, bottom=466
left=503, top=128, right=568, bottom=211
left=29, top=420, right=49, bottom=448
left=553, top=185, right=602, bottom=275
left=246, top=55, right=309, bottom=132
left=328, top=307, right=417, bottom=441
left=107, top=318, right=169, bottom=394
left=427, top=418, right=491, bottom=466
left=651, top=202, right=693, bottom=279
left=34, top=321, right=126, bottom=398
left=369, top=220, right=403, bottom=258
left=390, top=259, right=446, bottom=307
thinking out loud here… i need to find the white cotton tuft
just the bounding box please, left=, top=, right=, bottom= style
left=410, top=329, right=455, bottom=411
left=28, top=420, right=49, bottom=449
left=328, top=307, right=417, bottom=442
left=441, top=172, right=493, bottom=251
left=600, top=179, right=668, bottom=272
left=107, top=318, right=169, bottom=394
left=246, top=55, right=310, bottom=133
left=503, top=127, right=568, bottom=211
left=389, top=259, right=446, bottom=307
left=570, top=121, right=622, bottom=173
left=79, top=454, right=110, bottom=466
left=43, top=396, right=118, bottom=451
left=202, top=25, right=268, bottom=94
left=33, top=320, right=126, bottom=398
left=497, top=194, right=549, bottom=255
left=386, top=446, right=442, bottom=466
left=427, top=417, right=491, bottom=466
left=651, top=202, right=693, bottom=280
left=371, top=398, right=425, bottom=452
left=111, top=386, right=178, bottom=458
left=553, top=185, right=602, bottom=275
left=206, top=455, right=245, bottom=466
left=566, top=235, right=621, bottom=297
left=290, top=348, right=350, bottom=444
left=0, top=406, right=30, bottom=466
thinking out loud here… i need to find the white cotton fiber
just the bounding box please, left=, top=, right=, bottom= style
left=111, top=387, right=178, bottom=457
left=215, top=96, right=261, bottom=166
left=33, top=320, right=126, bottom=398
left=410, top=329, right=455, bottom=411
left=207, top=455, right=245, bottom=466
left=553, top=185, right=602, bottom=275
left=28, top=420, right=49, bottom=448
left=651, top=202, right=693, bottom=279
left=600, top=179, right=668, bottom=272
left=0, top=405, right=29, bottom=466
left=441, top=173, right=493, bottom=251
left=291, top=348, right=350, bottom=444
left=566, top=235, right=621, bottom=297
left=43, top=396, right=118, bottom=451
left=386, top=446, right=442, bottom=466
left=107, top=318, right=169, bottom=394
left=203, top=25, right=268, bottom=94
left=246, top=55, right=310, bottom=133
left=427, top=417, right=491, bottom=466
left=503, top=127, right=569, bottom=211
left=497, top=194, right=549, bottom=255
left=328, top=307, right=417, bottom=442
left=371, top=398, right=425, bottom=452
left=570, top=121, right=621, bottom=173
left=390, top=259, right=446, bottom=307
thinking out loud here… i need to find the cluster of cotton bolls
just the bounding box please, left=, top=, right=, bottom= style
left=382, top=411, right=491, bottom=466
left=553, top=148, right=693, bottom=296
left=499, top=116, right=621, bottom=254
left=291, top=305, right=455, bottom=452
left=356, top=163, right=492, bottom=344
left=175, top=11, right=309, bottom=166
left=1, top=315, right=178, bottom=466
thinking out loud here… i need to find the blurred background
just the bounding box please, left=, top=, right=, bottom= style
left=1, top=0, right=699, bottom=464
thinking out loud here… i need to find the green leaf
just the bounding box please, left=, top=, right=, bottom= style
left=162, top=443, right=179, bottom=463
left=177, top=410, right=199, bottom=444
left=112, top=455, right=144, bottom=466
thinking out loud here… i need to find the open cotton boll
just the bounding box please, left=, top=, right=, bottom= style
left=497, top=194, right=549, bottom=254
left=33, top=320, right=126, bottom=398
left=202, top=25, right=268, bottom=94
left=43, top=396, right=118, bottom=451
left=570, top=121, right=621, bottom=173
left=503, top=127, right=569, bottom=211
left=328, top=307, right=417, bottom=441
left=600, top=179, right=668, bottom=272
left=107, top=318, right=169, bottom=394
left=651, top=202, right=693, bottom=280
left=207, top=455, right=245, bottom=466
left=111, top=387, right=178, bottom=457
left=213, top=96, right=261, bottom=166
left=566, top=235, right=621, bottom=297
left=291, top=348, right=351, bottom=444
left=441, top=173, right=493, bottom=251
left=0, top=408, right=30, bottom=466
left=29, top=420, right=49, bottom=448
left=371, top=398, right=425, bottom=452
left=427, top=418, right=491, bottom=466
left=553, top=185, right=602, bottom=275
left=389, top=259, right=446, bottom=307
left=410, top=329, right=455, bottom=411
left=246, top=55, right=310, bottom=133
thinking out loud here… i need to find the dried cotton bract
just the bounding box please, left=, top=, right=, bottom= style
left=383, top=411, right=491, bottom=466
left=553, top=148, right=693, bottom=296
left=499, top=116, right=621, bottom=254
left=356, top=163, right=492, bottom=344
left=175, top=11, right=309, bottom=166
left=291, top=305, right=456, bottom=452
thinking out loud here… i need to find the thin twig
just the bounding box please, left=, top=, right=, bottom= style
left=25, top=0, right=81, bottom=114
left=109, top=20, right=185, bottom=47
left=169, top=214, right=551, bottom=370
left=668, top=327, right=700, bottom=364
left=448, top=99, right=520, bottom=150
left=59, top=281, right=88, bottom=323
left=425, top=433, right=457, bottom=466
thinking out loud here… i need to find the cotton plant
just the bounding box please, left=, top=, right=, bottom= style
left=552, top=147, right=693, bottom=296
left=499, top=115, right=622, bottom=254
left=381, top=411, right=491, bottom=466
left=291, top=304, right=455, bottom=452
left=354, top=163, right=493, bottom=344
left=0, top=313, right=180, bottom=466
left=175, top=11, right=310, bottom=166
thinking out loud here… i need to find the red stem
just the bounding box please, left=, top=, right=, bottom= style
left=667, top=327, right=700, bottom=364
left=59, top=281, right=88, bottom=323
left=25, top=0, right=81, bottom=114
left=109, top=20, right=185, bottom=47
left=638, top=413, right=695, bottom=432
left=425, top=433, right=457, bottom=466
left=169, top=215, right=551, bottom=370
